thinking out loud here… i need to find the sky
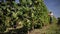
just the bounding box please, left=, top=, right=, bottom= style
left=44, top=0, right=60, bottom=18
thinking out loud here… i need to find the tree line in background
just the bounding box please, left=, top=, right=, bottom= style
left=0, top=0, right=57, bottom=34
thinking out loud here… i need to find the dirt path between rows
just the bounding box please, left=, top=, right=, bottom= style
left=29, top=24, right=52, bottom=34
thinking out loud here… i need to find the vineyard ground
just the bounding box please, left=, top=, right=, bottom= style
left=29, top=24, right=60, bottom=34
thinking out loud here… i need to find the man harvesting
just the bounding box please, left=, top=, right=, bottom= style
left=49, top=12, right=53, bottom=24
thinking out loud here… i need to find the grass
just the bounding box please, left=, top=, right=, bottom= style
left=29, top=23, right=60, bottom=34
left=45, top=24, right=60, bottom=34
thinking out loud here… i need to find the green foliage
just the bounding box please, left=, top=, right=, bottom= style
left=0, top=0, right=51, bottom=33
left=52, top=16, right=57, bottom=24
left=57, top=17, right=60, bottom=25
